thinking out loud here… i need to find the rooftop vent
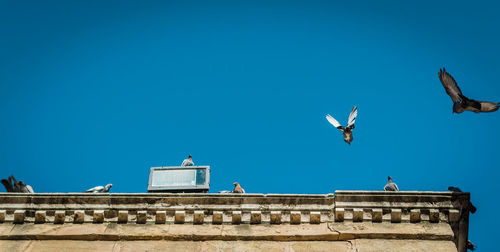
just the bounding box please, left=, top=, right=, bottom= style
left=148, top=166, right=210, bottom=193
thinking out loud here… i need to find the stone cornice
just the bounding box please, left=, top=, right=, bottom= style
left=0, top=193, right=334, bottom=225
left=333, top=191, right=469, bottom=223
left=0, top=191, right=470, bottom=252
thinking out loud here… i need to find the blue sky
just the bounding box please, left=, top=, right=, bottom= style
left=1, top=0, right=498, bottom=250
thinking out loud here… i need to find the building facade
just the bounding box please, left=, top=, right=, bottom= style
left=0, top=191, right=470, bottom=251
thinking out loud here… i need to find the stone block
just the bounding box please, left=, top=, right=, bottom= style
left=410, top=209, right=421, bottom=223
left=372, top=208, right=382, bottom=223
left=290, top=211, right=301, bottom=225
left=74, top=210, right=85, bottom=224
left=270, top=211, right=281, bottom=224
left=0, top=210, right=5, bottom=223
left=118, top=211, right=128, bottom=224
left=193, top=210, right=204, bottom=224
left=35, top=211, right=46, bottom=224
left=335, top=208, right=344, bottom=222
left=155, top=211, right=166, bottom=224
left=310, top=211, right=321, bottom=224
left=14, top=210, right=26, bottom=224
left=231, top=211, right=241, bottom=224
left=54, top=210, right=65, bottom=224
left=429, top=209, right=439, bottom=223
left=391, top=209, right=401, bottom=223
left=93, top=210, right=104, bottom=224
left=353, top=208, right=363, bottom=222
left=136, top=211, right=147, bottom=224
left=175, top=211, right=185, bottom=224
left=212, top=211, right=223, bottom=224
left=448, top=209, right=460, bottom=222
left=250, top=211, right=261, bottom=224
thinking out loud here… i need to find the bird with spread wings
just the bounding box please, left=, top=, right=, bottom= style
left=438, top=68, right=499, bottom=113
left=325, top=106, right=357, bottom=145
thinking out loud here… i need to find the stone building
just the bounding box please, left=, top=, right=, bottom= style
left=0, top=191, right=470, bottom=251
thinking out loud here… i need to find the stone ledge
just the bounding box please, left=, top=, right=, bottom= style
left=333, top=191, right=468, bottom=224
left=0, top=193, right=334, bottom=225
left=0, top=240, right=459, bottom=252
left=0, top=223, right=454, bottom=242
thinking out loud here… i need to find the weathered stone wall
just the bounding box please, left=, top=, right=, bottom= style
left=0, top=191, right=470, bottom=252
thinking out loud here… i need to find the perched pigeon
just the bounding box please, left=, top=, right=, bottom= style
left=4, top=175, right=34, bottom=193
left=447, top=186, right=477, bottom=213
left=181, top=155, right=194, bottom=166
left=438, top=68, right=499, bottom=113
left=326, top=106, right=358, bottom=145
left=232, top=182, right=245, bottom=193
left=466, top=240, right=476, bottom=251
left=384, top=176, right=399, bottom=191
left=218, top=190, right=232, bottom=194
left=1, top=177, right=14, bottom=192
left=18, top=181, right=34, bottom=193
left=447, top=186, right=462, bottom=192
left=84, top=184, right=113, bottom=193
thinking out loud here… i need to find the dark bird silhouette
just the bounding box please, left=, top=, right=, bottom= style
left=232, top=182, right=245, bottom=193
left=2, top=175, right=34, bottom=193
left=1, top=177, right=14, bottom=192
left=384, top=176, right=399, bottom=191
left=438, top=68, right=499, bottom=113
left=326, top=106, right=357, bottom=145
left=447, top=186, right=462, bottom=192
left=467, top=240, right=476, bottom=251
left=447, top=186, right=477, bottom=213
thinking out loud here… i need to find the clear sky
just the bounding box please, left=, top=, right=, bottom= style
left=1, top=0, right=498, bottom=250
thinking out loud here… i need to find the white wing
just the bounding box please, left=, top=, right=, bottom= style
left=86, top=186, right=103, bottom=192
left=325, top=114, right=341, bottom=128
left=347, top=106, right=357, bottom=128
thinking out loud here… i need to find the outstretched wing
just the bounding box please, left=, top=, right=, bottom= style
left=1, top=179, right=13, bottom=192
left=347, top=106, right=357, bottom=129
left=438, top=68, right=464, bottom=103
left=325, top=114, right=343, bottom=130
left=478, top=101, right=499, bottom=113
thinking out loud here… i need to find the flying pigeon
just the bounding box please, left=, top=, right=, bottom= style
left=384, top=176, right=399, bottom=191
left=84, top=184, right=113, bottom=193
left=466, top=240, right=476, bottom=251
left=438, top=68, right=499, bottom=113
left=232, top=182, right=245, bottom=193
left=325, top=106, right=357, bottom=145
left=447, top=186, right=477, bottom=213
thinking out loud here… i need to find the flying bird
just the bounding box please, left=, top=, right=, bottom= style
left=232, top=182, right=245, bottom=193
left=438, top=68, right=499, bottom=113
left=447, top=186, right=477, bottom=214
left=84, top=184, right=113, bottom=193
left=325, top=106, right=357, bottom=145
left=384, top=176, right=399, bottom=191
